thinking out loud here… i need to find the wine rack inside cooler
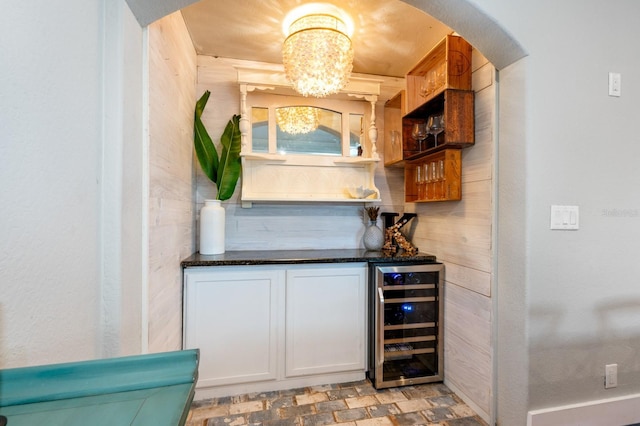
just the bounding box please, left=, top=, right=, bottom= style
left=370, top=263, right=443, bottom=389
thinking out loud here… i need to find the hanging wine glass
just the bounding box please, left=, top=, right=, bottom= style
left=411, top=122, right=427, bottom=151
left=415, top=164, right=425, bottom=199
left=424, top=162, right=431, bottom=199
left=430, top=161, right=437, bottom=199
left=419, top=74, right=428, bottom=97
left=432, top=160, right=440, bottom=199
left=390, top=130, right=400, bottom=151
left=427, top=114, right=444, bottom=147
left=439, top=159, right=445, bottom=199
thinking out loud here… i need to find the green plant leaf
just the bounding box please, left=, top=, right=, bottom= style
left=194, top=90, right=219, bottom=184
left=216, top=114, right=242, bottom=201
left=193, top=92, right=242, bottom=201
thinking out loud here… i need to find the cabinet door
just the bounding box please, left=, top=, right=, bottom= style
left=285, top=264, right=366, bottom=377
left=183, top=267, right=282, bottom=387
left=384, top=91, right=405, bottom=166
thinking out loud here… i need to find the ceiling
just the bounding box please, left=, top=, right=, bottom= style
left=180, top=0, right=453, bottom=92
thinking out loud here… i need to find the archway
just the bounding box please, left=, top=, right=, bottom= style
left=126, top=0, right=530, bottom=424
left=125, top=0, right=525, bottom=69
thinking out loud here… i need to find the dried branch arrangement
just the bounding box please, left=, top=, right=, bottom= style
left=364, top=206, right=380, bottom=221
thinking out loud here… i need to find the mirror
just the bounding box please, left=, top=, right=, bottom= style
left=251, top=105, right=364, bottom=157
left=251, top=107, right=268, bottom=153
left=349, top=113, right=364, bottom=157
left=275, top=106, right=341, bottom=155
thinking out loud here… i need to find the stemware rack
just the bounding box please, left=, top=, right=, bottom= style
left=402, top=89, right=474, bottom=160
left=383, top=33, right=474, bottom=203
left=405, top=149, right=461, bottom=203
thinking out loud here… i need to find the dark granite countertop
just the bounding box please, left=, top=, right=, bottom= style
left=181, top=249, right=437, bottom=267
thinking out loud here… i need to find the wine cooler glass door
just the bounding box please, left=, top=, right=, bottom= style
left=373, top=263, right=444, bottom=389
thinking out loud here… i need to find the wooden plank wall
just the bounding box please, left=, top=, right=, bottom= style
left=407, top=50, right=495, bottom=420
left=147, top=12, right=197, bottom=353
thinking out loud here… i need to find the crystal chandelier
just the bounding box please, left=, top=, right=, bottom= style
left=276, top=106, right=319, bottom=134
left=282, top=13, right=354, bottom=98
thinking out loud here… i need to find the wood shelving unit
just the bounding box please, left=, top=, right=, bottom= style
left=382, top=34, right=473, bottom=202
left=405, top=149, right=461, bottom=203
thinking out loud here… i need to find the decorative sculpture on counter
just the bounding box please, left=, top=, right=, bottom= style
left=363, top=206, right=385, bottom=251
left=380, top=212, right=418, bottom=255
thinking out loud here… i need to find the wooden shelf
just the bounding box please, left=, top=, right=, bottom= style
left=240, top=154, right=380, bottom=204
left=402, top=89, right=475, bottom=158
left=405, top=149, right=461, bottom=203
left=405, top=34, right=472, bottom=114
left=383, top=89, right=474, bottom=166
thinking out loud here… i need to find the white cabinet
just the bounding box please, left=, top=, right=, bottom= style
left=183, top=263, right=367, bottom=399
left=285, top=266, right=366, bottom=377
left=183, top=267, right=283, bottom=388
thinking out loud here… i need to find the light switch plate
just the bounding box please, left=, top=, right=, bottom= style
left=550, top=205, right=579, bottom=230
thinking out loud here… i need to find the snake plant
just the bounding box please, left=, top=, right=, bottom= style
left=194, top=90, right=242, bottom=201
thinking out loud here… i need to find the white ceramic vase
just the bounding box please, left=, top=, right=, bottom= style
left=199, top=199, right=225, bottom=254
left=363, top=220, right=385, bottom=251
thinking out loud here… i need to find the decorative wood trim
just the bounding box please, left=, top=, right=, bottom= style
left=236, top=68, right=383, bottom=204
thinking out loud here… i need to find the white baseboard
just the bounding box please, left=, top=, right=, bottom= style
left=193, top=371, right=366, bottom=400
left=527, top=393, right=640, bottom=426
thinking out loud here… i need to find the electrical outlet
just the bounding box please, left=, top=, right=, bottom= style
left=605, top=363, right=618, bottom=389
left=609, top=72, right=621, bottom=97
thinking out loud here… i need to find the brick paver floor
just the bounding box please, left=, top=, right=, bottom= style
left=186, top=380, right=487, bottom=426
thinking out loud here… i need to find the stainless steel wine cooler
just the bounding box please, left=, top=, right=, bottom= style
left=368, top=262, right=444, bottom=389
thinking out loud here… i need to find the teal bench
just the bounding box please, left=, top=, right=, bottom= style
left=0, top=349, right=199, bottom=426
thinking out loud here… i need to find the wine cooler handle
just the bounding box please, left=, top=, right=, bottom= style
left=377, top=287, right=385, bottom=303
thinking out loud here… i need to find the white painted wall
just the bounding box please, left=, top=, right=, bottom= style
left=499, top=0, right=640, bottom=411
left=102, top=0, right=146, bottom=358
left=0, top=0, right=145, bottom=366
left=0, top=1, right=102, bottom=367
left=463, top=0, right=640, bottom=424
left=495, top=57, right=529, bottom=426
